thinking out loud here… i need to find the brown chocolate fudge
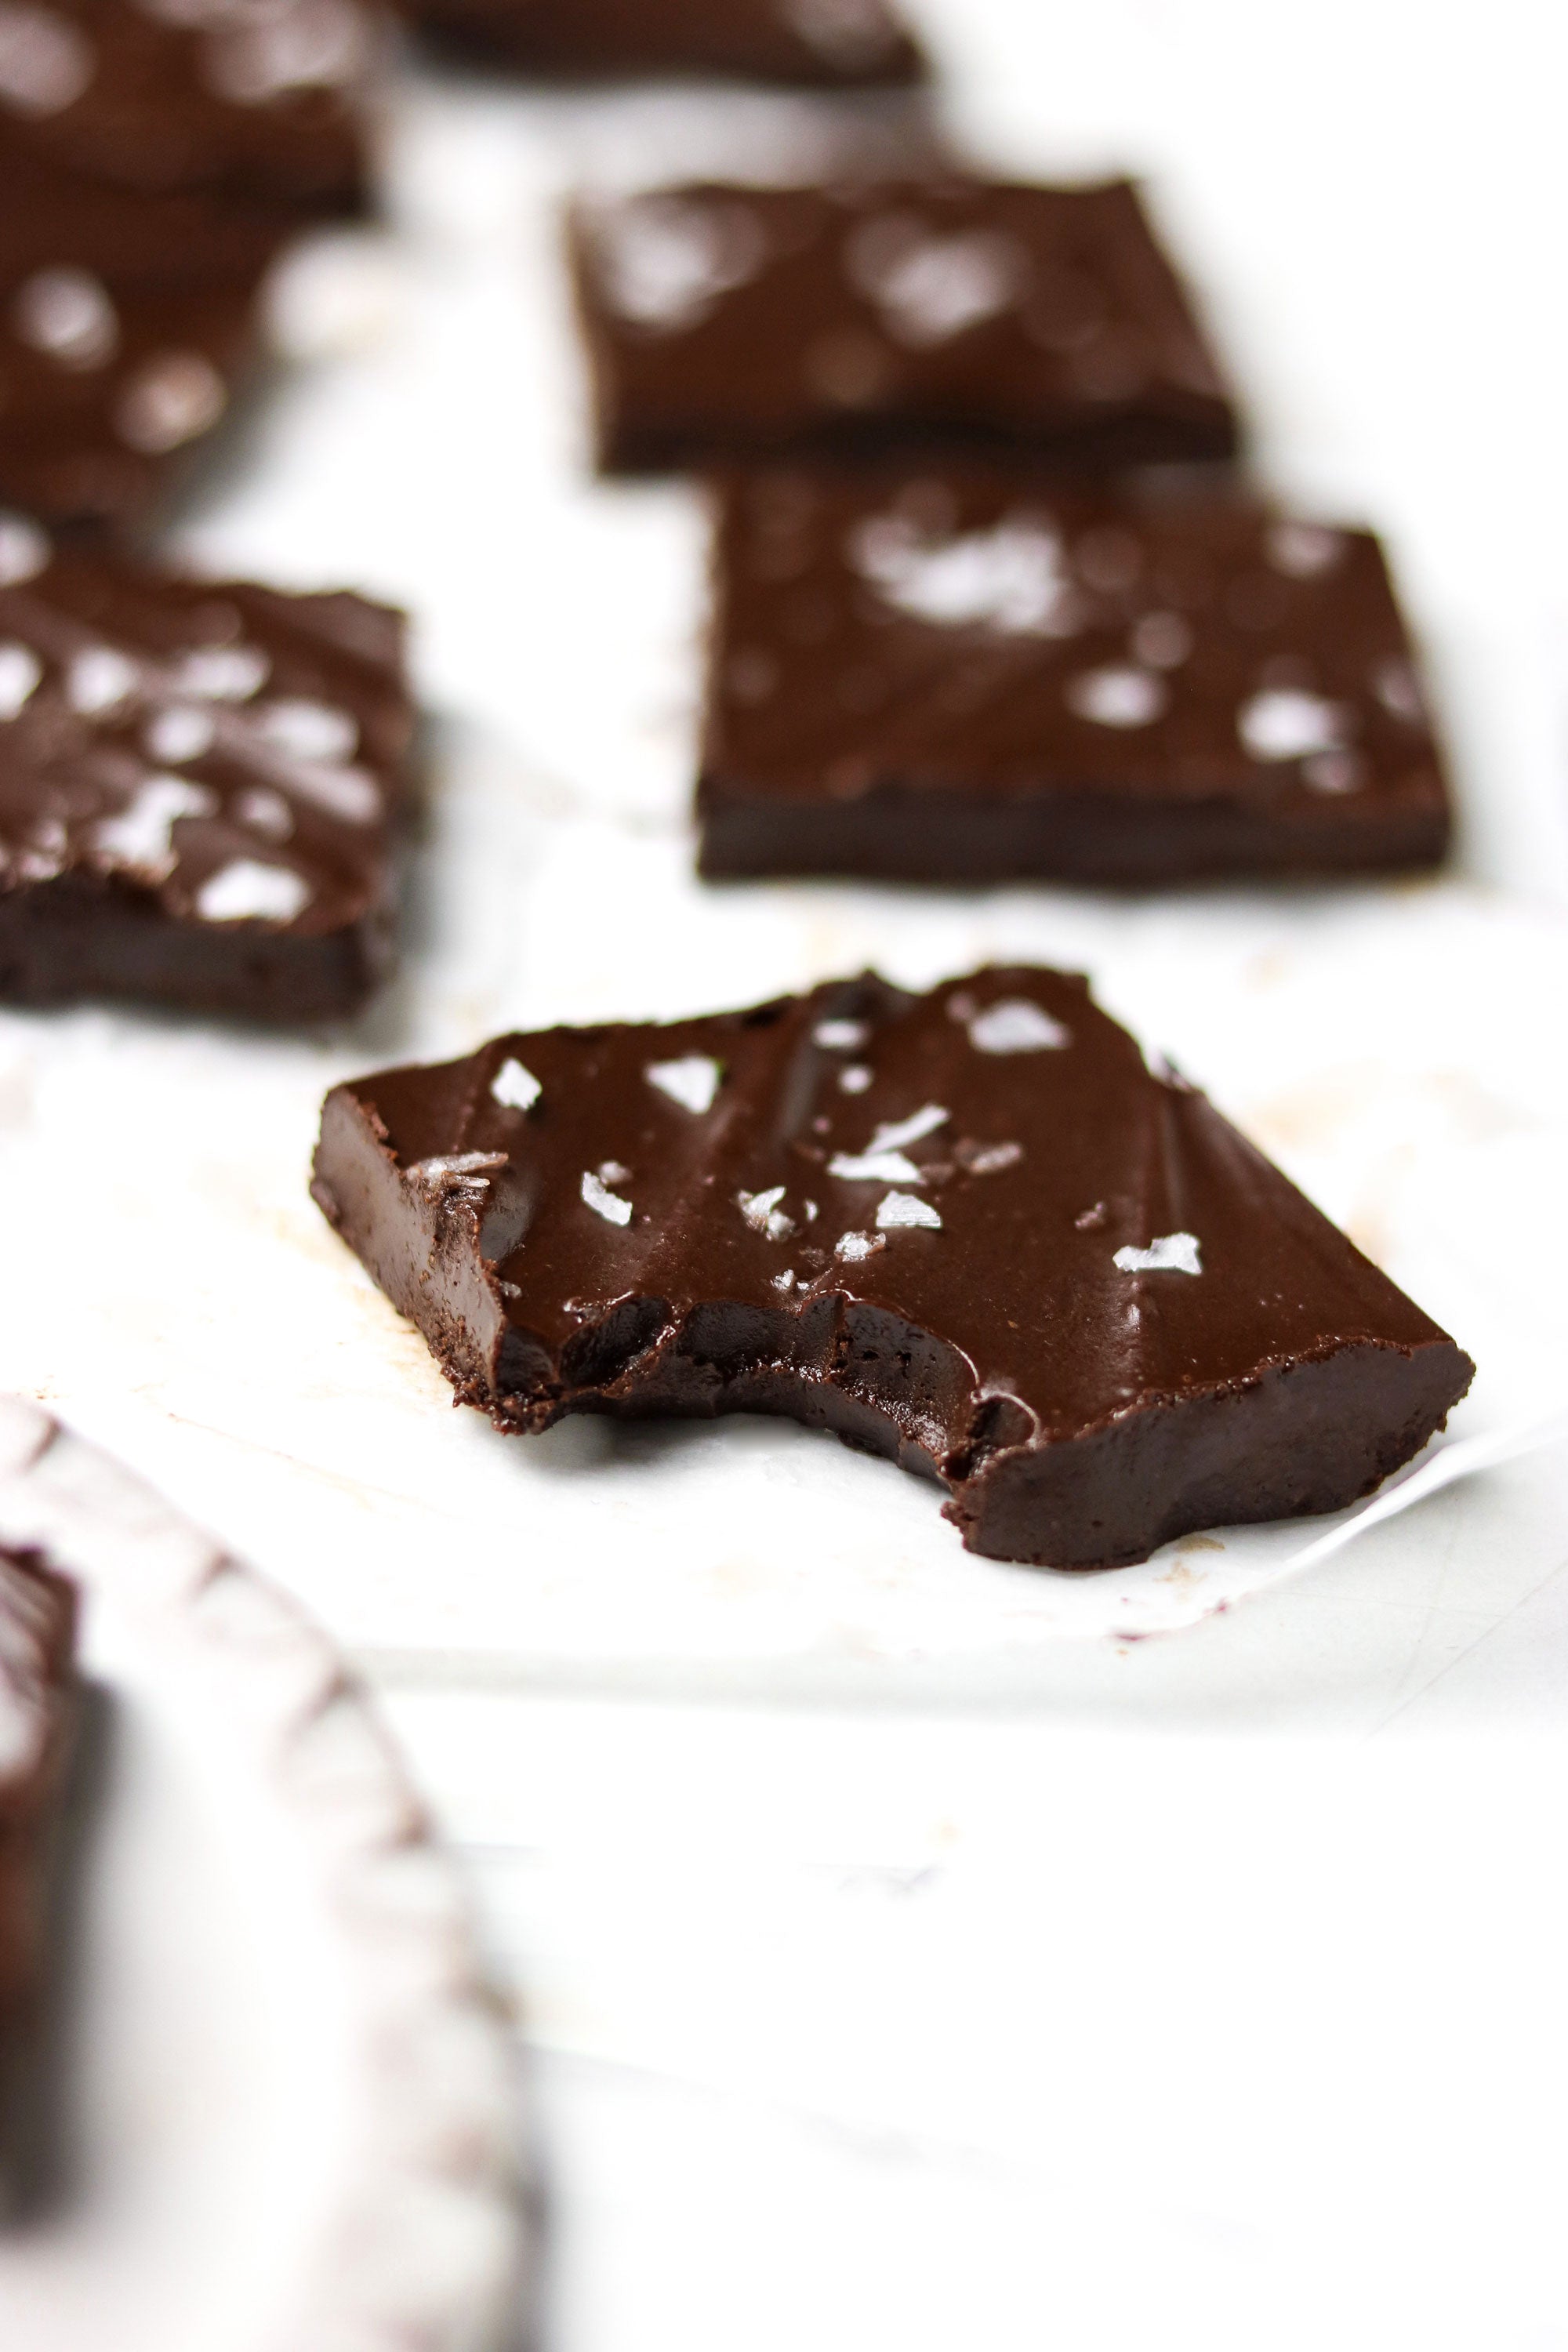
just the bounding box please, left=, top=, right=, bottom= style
left=569, top=177, right=1240, bottom=476
left=0, top=151, right=299, bottom=528
left=416, top=0, right=925, bottom=82
left=312, top=967, right=1473, bottom=1570
left=0, top=1547, right=75, bottom=2076
left=0, top=0, right=379, bottom=212
left=699, top=470, right=1451, bottom=884
left=0, top=524, right=413, bottom=1018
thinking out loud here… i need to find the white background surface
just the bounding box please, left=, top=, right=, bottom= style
left=5, top=0, right=1568, bottom=2344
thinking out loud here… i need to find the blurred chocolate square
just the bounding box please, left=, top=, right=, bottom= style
left=571, top=178, right=1239, bottom=474
left=699, top=469, right=1450, bottom=883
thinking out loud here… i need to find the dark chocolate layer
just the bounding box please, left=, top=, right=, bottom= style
left=312, top=967, right=1473, bottom=1569
left=570, top=178, right=1240, bottom=476
left=416, top=0, right=924, bottom=82
left=699, top=470, right=1451, bottom=884
left=0, top=522, right=414, bottom=1018
left=0, top=0, right=379, bottom=212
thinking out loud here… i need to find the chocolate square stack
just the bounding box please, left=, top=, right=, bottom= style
left=566, top=161, right=1452, bottom=886
left=0, top=0, right=420, bottom=1019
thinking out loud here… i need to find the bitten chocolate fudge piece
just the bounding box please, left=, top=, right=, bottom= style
left=0, top=151, right=298, bottom=528
left=569, top=178, right=1240, bottom=476
left=0, top=522, right=413, bottom=1019
left=417, top=0, right=924, bottom=83
left=312, top=967, right=1473, bottom=1570
left=0, top=1548, right=75, bottom=2089
left=699, top=471, right=1451, bottom=884
left=0, top=0, right=379, bottom=212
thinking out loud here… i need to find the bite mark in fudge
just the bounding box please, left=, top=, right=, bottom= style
left=569, top=178, right=1240, bottom=475
left=0, top=524, right=414, bottom=1018
left=698, top=471, right=1452, bottom=883
left=414, top=0, right=924, bottom=82
left=0, top=1546, right=75, bottom=2049
left=311, top=967, right=1473, bottom=1570
left=0, top=152, right=302, bottom=528
left=0, top=0, right=379, bottom=212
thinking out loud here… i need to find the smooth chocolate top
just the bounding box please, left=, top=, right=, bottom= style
left=0, top=151, right=296, bottom=525
left=346, top=964, right=1456, bottom=1449
left=418, top=0, right=924, bottom=82
left=705, top=470, right=1446, bottom=815
left=571, top=177, right=1239, bottom=470
left=0, top=0, right=378, bottom=209
left=0, top=520, right=412, bottom=939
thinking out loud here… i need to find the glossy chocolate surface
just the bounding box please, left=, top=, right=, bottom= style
left=0, top=151, right=298, bottom=527
left=313, top=967, right=1472, bottom=1569
left=0, top=521, right=413, bottom=1018
left=0, top=1546, right=74, bottom=2027
left=0, top=0, right=378, bottom=210
left=700, top=470, right=1452, bottom=883
left=570, top=177, right=1240, bottom=475
left=418, top=0, right=924, bottom=82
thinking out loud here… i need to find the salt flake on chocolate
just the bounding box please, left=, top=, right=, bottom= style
left=848, top=219, right=1025, bottom=348
left=829, top=1104, right=946, bottom=1186
left=854, top=515, right=1073, bottom=637
left=0, top=641, right=42, bottom=720
left=646, top=1055, right=723, bottom=1115
left=967, top=999, right=1069, bottom=1054
left=117, top=351, right=227, bottom=454
left=195, top=857, right=310, bottom=924
left=95, top=775, right=216, bottom=881
left=1114, top=1232, right=1202, bottom=1276
left=813, top=1018, right=869, bottom=1051
left=835, top=1230, right=884, bottom=1261
left=870, top=1103, right=949, bottom=1152
left=68, top=645, right=139, bottom=715
left=739, top=1185, right=794, bottom=1240
left=405, top=1151, right=506, bottom=1203
left=960, top=1140, right=1023, bottom=1174
left=1238, top=688, right=1348, bottom=763
left=492, top=1058, right=543, bottom=1114
left=0, top=512, right=49, bottom=586
left=144, top=705, right=216, bottom=764
left=173, top=645, right=270, bottom=702
left=597, top=195, right=765, bottom=333
left=13, top=267, right=118, bottom=370
left=877, top=1189, right=942, bottom=1231
left=581, top=1170, right=633, bottom=1227
left=1066, top=665, right=1166, bottom=729
left=0, top=2, right=94, bottom=115
left=256, top=698, right=359, bottom=763
left=1266, top=521, right=1345, bottom=578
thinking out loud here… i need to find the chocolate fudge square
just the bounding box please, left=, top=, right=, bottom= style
left=0, top=1544, right=76, bottom=2190
left=417, top=0, right=925, bottom=83
left=0, top=0, right=379, bottom=212
left=699, top=470, right=1451, bottom=884
left=569, top=177, right=1240, bottom=475
left=0, top=522, right=413, bottom=1020
left=0, top=151, right=299, bottom=528
left=312, top=966, right=1473, bottom=1570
